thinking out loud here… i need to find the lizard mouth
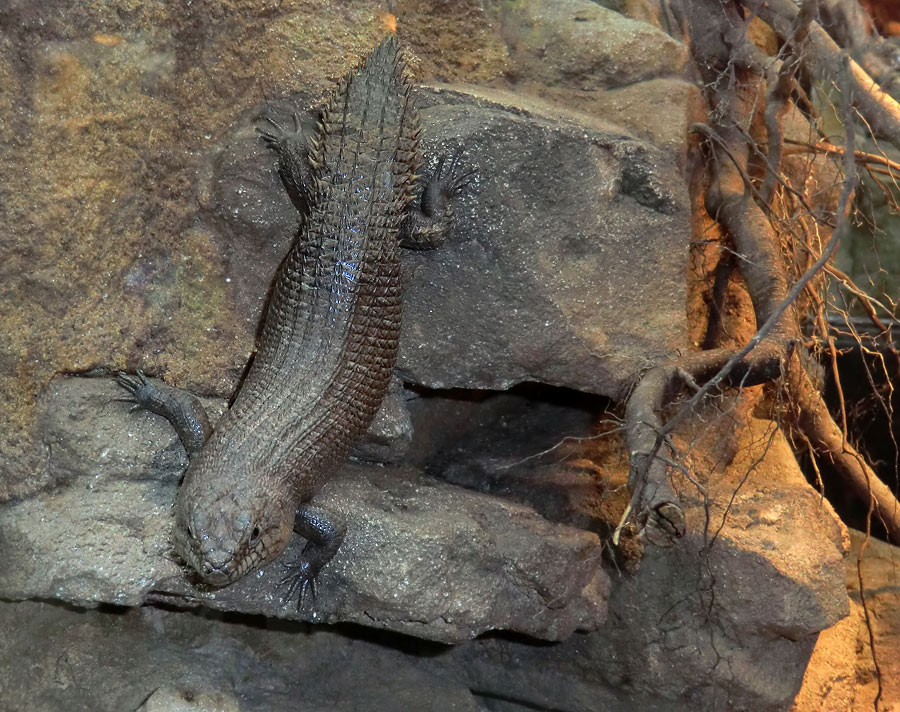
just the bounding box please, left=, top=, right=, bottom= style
left=199, top=568, right=233, bottom=587
left=171, top=536, right=245, bottom=588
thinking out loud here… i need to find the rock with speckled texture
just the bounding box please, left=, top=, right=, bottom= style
left=0, top=376, right=608, bottom=644
left=221, top=85, right=690, bottom=400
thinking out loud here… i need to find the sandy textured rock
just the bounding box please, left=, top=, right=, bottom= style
left=487, top=0, right=697, bottom=162
left=0, top=377, right=608, bottom=644
left=583, top=78, right=700, bottom=157
left=791, top=600, right=859, bottom=712
left=846, top=529, right=900, bottom=711
left=497, top=0, right=688, bottom=89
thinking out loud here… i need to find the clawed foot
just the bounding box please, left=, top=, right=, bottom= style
left=257, top=111, right=314, bottom=214
left=430, top=147, right=477, bottom=198
left=256, top=112, right=304, bottom=149
left=115, top=370, right=155, bottom=412
left=278, top=545, right=322, bottom=610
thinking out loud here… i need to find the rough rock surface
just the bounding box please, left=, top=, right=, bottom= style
left=0, top=377, right=608, bottom=644
left=845, top=529, right=900, bottom=711
left=492, top=0, right=697, bottom=158
left=211, top=83, right=690, bottom=400
left=0, top=413, right=853, bottom=712
left=791, top=601, right=860, bottom=712
left=406, top=87, right=688, bottom=395
left=0, top=2, right=690, bottom=500
left=0, top=600, right=482, bottom=712
left=427, top=416, right=851, bottom=712
left=498, top=0, right=687, bottom=89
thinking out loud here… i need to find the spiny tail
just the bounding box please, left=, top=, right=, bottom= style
left=307, top=35, right=422, bottom=211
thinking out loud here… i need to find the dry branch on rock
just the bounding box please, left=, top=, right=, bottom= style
left=623, top=0, right=900, bottom=546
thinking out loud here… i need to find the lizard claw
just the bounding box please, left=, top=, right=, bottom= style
left=257, top=113, right=304, bottom=147
left=432, top=147, right=476, bottom=197
left=115, top=370, right=154, bottom=408
left=278, top=556, right=320, bottom=610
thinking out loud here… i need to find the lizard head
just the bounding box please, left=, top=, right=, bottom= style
left=172, top=474, right=294, bottom=587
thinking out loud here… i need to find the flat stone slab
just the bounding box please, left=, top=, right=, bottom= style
left=0, top=377, right=608, bottom=644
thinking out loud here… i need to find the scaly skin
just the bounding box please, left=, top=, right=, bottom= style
left=175, top=36, right=423, bottom=588
left=119, top=36, right=471, bottom=599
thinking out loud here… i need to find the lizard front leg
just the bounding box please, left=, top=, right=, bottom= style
left=279, top=504, right=347, bottom=608
left=116, top=371, right=212, bottom=458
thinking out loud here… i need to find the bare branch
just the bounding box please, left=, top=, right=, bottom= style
left=783, top=138, right=900, bottom=176
left=741, top=0, right=900, bottom=150
left=624, top=1, right=900, bottom=545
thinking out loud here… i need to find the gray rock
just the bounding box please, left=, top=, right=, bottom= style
left=351, top=377, right=414, bottom=464
left=435, top=418, right=851, bottom=712
left=210, top=84, right=690, bottom=400
left=2, top=376, right=852, bottom=711
left=0, top=376, right=608, bottom=644
left=0, top=600, right=482, bottom=712
left=136, top=687, right=241, bottom=712
left=497, top=0, right=688, bottom=89
left=410, top=86, right=688, bottom=397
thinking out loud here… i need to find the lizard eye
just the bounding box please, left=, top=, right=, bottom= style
left=249, top=526, right=261, bottom=545
left=186, top=526, right=195, bottom=540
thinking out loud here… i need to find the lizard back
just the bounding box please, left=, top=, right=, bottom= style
left=194, top=36, right=421, bottom=500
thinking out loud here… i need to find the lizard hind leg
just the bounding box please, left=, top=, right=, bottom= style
left=401, top=146, right=476, bottom=250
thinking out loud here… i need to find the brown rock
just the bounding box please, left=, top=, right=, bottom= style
left=791, top=600, right=860, bottom=712
left=847, top=529, right=900, bottom=711
left=498, top=0, right=688, bottom=89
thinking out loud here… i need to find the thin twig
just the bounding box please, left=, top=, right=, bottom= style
left=783, top=138, right=900, bottom=176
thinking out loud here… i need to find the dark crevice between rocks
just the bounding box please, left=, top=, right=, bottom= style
left=407, top=381, right=626, bottom=541
left=0, top=596, right=113, bottom=616
left=146, top=592, right=577, bottom=673
left=808, top=347, right=900, bottom=542
left=148, top=594, right=457, bottom=656
left=471, top=689, right=574, bottom=712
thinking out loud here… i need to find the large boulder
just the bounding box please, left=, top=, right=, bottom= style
left=209, top=83, right=690, bottom=399
left=431, top=416, right=851, bottom=712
